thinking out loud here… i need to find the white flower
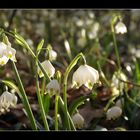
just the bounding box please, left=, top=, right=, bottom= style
left=111, top=71, right=127, bottom=92
left=72, top=64, right=99, bottom=90
left=106, top=106, right=122, bottom=120
left=0, top=91, right=17, bottom=114
left=115, top=21, right=127, bottom=34
left=115, top=98, right=124, bottom=108
left=38, top=60, right=55, bottom=78
left=72, top=112, right=85, bottom=129
left=49, top=49, right=57, bottom=61
left=0, top=56, right=9, bottom=66
left=46, top=79, right=60, bottom=96
left=0, top=42, right=16, bottom=66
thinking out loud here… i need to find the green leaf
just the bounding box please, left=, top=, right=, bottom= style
left=2, top=80, right=19, bottom=92
left=36, top=39, right=44, bottom=56
left=69, top=95, right=90, bottom=116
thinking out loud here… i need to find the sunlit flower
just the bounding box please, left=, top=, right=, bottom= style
left=49, top=49, right=57, bottom=61
left=72, top=64, right=99, bottom=90
left=106, top=106, right=122, bottom=120
left=46, top=79, right=60, bottom=96
left=111, top=71, right=127, bottom=92
left=72, top=112, right=85, bottom=129
left=111, top=87, right=120, bottom=96
left=38, top=60, right=55, bottom=78
left=0, top=91, right=17, bottom=115
left=0, top=42, right=17, bottom=66
left=115, top=21, right=127, bottom=34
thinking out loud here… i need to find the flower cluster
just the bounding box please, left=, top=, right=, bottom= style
left=0, top=91, right=17, bottom=115
left=0, top=42, right=16, bottom=66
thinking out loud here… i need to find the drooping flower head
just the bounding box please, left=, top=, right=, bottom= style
left=46, top=79, right=60, bottom=96
left=0, top=40, right=16, bottom=66
left=38, top=60, right=55, bottom=78
left=115, top=21, right=127, bottom=34
left=49, top=49, right=57, bottom=61
left=106, top=106, right=122, bottom=120
left=72, top=64, right=99, bottom=90
left=0, top=91, right=17, bottom=115
left=72, top=112, right=85, bottom=129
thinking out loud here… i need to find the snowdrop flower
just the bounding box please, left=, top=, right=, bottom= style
left=0, top=91, right=17, bottom=114
left=46, top=79, right=60, bottom=96
left=0, top=42, right=9, bottom=65
left=111, top=71, right=127, bottom=92
left=0, top=42, right=16, bottom=66
left=72, top=64, right=99, bottom=90
left=72, top=112, right=85, bottom=129
left=115, top=21, right=127, bottom=34
left=38, top=60, right=55, bottom=78
left=106, top=106, right=122, bottom=120
left=49, top=49, right=57, bottom=61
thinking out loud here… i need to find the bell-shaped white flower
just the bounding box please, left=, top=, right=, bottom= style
left=111, top=71, right=127, bottom=92
left=72, top=112, right=85, bottom=129
left=38, top=60, right=55, bottom=78
left=106, top=106, right=122, bottom=120
left=46, top=79, right=60, bottom=96
left=72, top=64, right=99, bottom=90
left=115, top=21, right=127, bottom=34
left=0, top=42, right=17, bottom=66
left=0, top=91, right=17, bottom=114
left=49, top=49, right=57, bottom=61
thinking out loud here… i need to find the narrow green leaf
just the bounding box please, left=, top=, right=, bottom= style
left=37, top=39, right=44, bottom=55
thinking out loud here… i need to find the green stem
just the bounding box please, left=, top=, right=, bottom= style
left=55, top=93, right=59, bottom=130
left=125, top=92, right=140, bottom=108
left=97, top=61, right=111, bottom=88
left=41, top=77, right=46, bottom=99
left=12, top=62, right=37, bottom=130
left=35, top=58, right=50, bottom=130
left=104, top=95, right=118, bottom=112
left=59, top=97, right=76, bottom=130
left=63, top=52, right=84, bottom=130
left=111, top=23, right=121, bottom=70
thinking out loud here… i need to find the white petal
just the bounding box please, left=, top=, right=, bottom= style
left=0, top=56, right=9, bottom=66
left=115, top=22, right=127, bottom=34
left=49, top=50, right=57, bottom=61
left=106, top=106, right=122, bottom=120
left=46, top=79, right=60, bottom=96
left=38, top=60, right=55, bottom=78
left=72, top=64, right=99, bottom=89
left=72, top=113, right=84, bottom=129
